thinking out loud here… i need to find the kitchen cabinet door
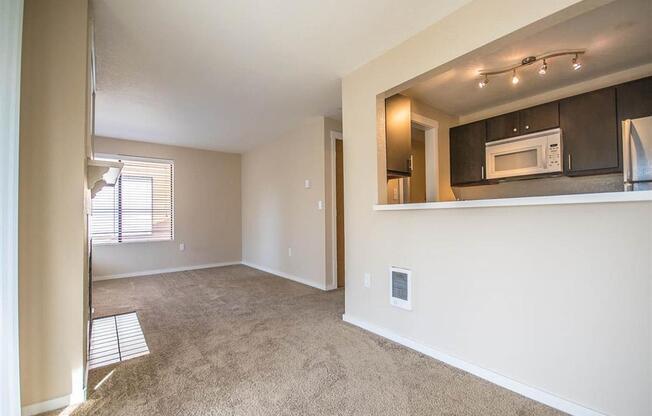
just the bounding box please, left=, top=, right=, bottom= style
left=617, top=76, right=652, bottom=121
left=518, top=101, right=559, bottom=134
left=560, top=87, right=619, bottom=175
left=486, top=111, right=519, bottom=142
left=385, top=94, right=412, bottom=177
left=450, top=121, right=486, bottom=185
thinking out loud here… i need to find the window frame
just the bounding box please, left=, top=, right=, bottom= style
left=91, top=153, right=175, bottom=245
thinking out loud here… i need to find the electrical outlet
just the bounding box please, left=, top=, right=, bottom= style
left=364, top=272, right=371, bottom=288
left=317, top=200, right=324, bottom=210
left=288, top=247, right=292, bottom=257
left=179, top=243, right=185, bottom=251
left=304, top=179, right=311, bottom=188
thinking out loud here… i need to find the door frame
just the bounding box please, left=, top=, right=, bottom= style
left=411, top=113, right=440, bottom=202
left=1, top=1, right=24, bottom=415
left=329, top=130, right=343, bottom=289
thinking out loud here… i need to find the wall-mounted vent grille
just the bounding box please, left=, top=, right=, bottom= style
left=390, top=266, right=412, bottom=310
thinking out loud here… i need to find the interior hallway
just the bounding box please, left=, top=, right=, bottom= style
left=53, top=265, right=564, bottom=416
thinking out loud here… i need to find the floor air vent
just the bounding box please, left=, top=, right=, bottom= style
left=89, top=312, right=150, bottom=369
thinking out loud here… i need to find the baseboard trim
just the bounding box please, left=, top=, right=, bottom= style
left=341, top=314, right=606, bottom=416
left=22, top=394, right=70, bottom=416
left=242, top=261, right=327, bottom=291
left=94, top=261, right=242, bottom=281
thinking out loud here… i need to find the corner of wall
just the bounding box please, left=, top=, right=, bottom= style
left=241, top=117, right=333, bottom=290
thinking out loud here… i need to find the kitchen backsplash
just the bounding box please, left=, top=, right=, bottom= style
left=452, top=173, right=622, bottom=200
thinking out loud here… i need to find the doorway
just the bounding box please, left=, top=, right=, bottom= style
left=335, top=138, right=345, bottom=288
left=386, top=115, right=439, bottom=204
left=387, top=124, right=428, bottom=204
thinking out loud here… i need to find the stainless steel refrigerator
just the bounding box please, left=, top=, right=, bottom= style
left=623, top=116, right=652, bottom=191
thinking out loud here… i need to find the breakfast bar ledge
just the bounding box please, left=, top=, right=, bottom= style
left=374, top=190, right=652, bottom=211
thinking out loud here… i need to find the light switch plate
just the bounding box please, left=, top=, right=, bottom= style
left=179, top=243, right=185, bottom=251
left=317, top=200, right=324, bottom=210
left=304, top=179, right=311, bottom=188
left=288, top=247, right=292, bottom=257
left=364, top=273, right=371, bottom=288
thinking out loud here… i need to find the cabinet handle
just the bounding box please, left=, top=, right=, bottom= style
left=512, top=127, right=517, bottom=132
left=409, top=155, right=413, bottom=171
left=525, top=125, right=530, bottom=130
left=568, top=154, right=572, bottom=171
left=481, top=165, right=485, bottom=179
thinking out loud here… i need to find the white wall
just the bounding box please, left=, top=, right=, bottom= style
left=19, top=0, right=89, bottom=410
left=1, top=1, right=23, bottom=415
left=242, top=117, right=341, bottom=290
left=92, top=137, right=242, bottom=278
left=341, top=1, right=652, bottom=416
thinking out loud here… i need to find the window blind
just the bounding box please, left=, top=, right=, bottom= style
left=91, top=155, right=174, bottom=244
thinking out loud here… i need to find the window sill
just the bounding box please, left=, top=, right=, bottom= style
left=373, top=190, right=652, bottom=211
left=92, top=238, right=174, bottom=246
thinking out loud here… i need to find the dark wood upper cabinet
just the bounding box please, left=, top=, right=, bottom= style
left=487, top=102, right=560, bottom=142
left=450, top=121, right=486, bottom=186
left=486, top=111, right=519, bottom=142
left=519, top=101, right=559, bottom=134
left=385, top=94, right=412, bottom=177
left=560, top=87, right=619, bottom=175
left=617, top=76, right=652, bottom=122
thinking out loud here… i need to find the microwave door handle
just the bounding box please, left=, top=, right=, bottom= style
left=541, top=144, right=547, bottom=169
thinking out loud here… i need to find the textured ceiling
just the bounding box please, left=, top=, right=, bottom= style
left=405, top=0, right=652, bottom=117
left=92, top=0, right=471, bottom=152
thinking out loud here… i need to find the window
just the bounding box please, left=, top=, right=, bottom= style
left=91, top=155, right=174, bottom=244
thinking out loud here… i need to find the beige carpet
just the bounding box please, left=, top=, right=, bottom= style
left=46, top=265, right=565, bottom=416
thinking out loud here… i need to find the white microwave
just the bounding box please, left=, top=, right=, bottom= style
left=485, top=128, right=562, bottom=180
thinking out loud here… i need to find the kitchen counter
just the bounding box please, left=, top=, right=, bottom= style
left=374, top=190, right=652, bottom=211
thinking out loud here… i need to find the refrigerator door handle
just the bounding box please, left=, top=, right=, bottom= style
left=623, top=120, right=632, bottom=185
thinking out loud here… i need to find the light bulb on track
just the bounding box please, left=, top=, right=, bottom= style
left=538, top=60, right=548, bottom=75
left=478, top=75, right=489, bottom=88
left=511, top=69, right=519, bottom=85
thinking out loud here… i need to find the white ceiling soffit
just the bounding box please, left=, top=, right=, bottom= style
left=92, top=0, right=471, bottom=152
left=405, top=0, right=652, bottom=118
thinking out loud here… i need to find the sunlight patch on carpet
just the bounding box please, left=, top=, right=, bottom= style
left=89, top=312, right=149, bottom=369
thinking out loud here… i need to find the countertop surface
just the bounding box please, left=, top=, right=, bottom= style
left=374, top=190, right=652, bottom=210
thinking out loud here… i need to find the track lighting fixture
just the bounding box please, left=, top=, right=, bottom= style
left=477, top=49, right=585, bottom=89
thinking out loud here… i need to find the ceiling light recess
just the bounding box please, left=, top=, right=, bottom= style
left=477, top=49, right=585, bottom=88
